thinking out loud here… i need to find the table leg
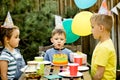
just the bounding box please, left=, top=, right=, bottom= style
left=48, top=65, right=54, bottom=80
left=81, top=75, right=84, bottom=80
left=49, top=65, right=54, bottom=75
left=70, top=78, right=73, bottom=80
left=59, top=66, right=63, bottom=80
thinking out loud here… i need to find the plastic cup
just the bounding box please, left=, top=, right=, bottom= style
left=68, top=63, right=79, bottom=76
left=34, top=57, right=44, bottom=75
left=36, top=63, right=44, bottom=75
left=34, top=56, right=43, bottom=62
left=27, top=61, right=38, bottom=72
left=74, top=56, right=83, bottom=66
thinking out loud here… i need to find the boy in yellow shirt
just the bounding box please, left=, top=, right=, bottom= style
left=90, top=14, right=116, bottom=80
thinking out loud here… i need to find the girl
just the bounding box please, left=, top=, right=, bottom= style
left=0, top=25, right=25, bottom=80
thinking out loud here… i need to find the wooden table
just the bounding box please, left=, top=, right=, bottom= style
left=19, top=64, right=92, bottom=80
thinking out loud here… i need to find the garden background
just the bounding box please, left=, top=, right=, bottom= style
left=0, top=0, right=120, bottom=68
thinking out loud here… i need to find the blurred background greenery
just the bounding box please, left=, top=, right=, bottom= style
left=0, top=0, right=79, bottom=62
left=0, top=0, right=119, bottom=69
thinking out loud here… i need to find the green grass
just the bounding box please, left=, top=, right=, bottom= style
left=117, top=65, right=120, bottom=70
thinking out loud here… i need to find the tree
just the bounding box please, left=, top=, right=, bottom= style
left=0, top=0, right=58, bottom=61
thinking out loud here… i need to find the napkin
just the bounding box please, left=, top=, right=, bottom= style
left=44, top=75, right=62, bottom=79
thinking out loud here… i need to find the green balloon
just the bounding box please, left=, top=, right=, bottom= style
left=62, top=19, right=80, bottom=43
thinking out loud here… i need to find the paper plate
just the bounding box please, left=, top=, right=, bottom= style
left=51, top=63, right=68, bottom=66
left=38, top=61, right=51, bottom=64
left=78, top=66, right=89, bottom=71
left=58, top=71, right=83, bottom=78
left=67, top=66, right=89, bottom=72
left=20, top=65, right=37, bottom=73
left=25, top=67, right=37, bottom=73
left=20, top=65, right=28, bottom=72
left=27, top=61, right=38, bottom=65
left=27, top=61, right=51, bottom=65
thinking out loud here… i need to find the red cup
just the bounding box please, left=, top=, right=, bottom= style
left=74, top=56, right=83, bottom=66
left=68, top=63, right=79, bottom=76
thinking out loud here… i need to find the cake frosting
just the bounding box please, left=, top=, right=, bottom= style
left=53, top=53, right=68, bottom=65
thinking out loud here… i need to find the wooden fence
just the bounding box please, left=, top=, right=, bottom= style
left=36, top=0, right=120, bottom=65
left=0, top=0, right=119, bottom=64
left=55, top=0, right=120, bottom=65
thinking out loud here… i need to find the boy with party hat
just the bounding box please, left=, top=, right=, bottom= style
left=90, top=6, right=116, bottom=80
left=90, top=1, right=116, bottom=80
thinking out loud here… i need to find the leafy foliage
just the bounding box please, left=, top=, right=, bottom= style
left=0, top=0, right=57, bottom=61
left=63, top=6, right=79, bottom=18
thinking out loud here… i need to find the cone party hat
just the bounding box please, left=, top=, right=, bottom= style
left=2, top=11, right=14, bottom=28
left=98, top=0, right=111, bottom=15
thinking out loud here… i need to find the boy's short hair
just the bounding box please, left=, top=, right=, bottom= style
left=51, top=28, right=66, bottom=38
left=90, top=13, right=113, bottom=32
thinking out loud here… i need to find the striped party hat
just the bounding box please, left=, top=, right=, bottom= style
left=98, top=0, right=111, bottom=15
left=2, top=11, right=14, bottom=28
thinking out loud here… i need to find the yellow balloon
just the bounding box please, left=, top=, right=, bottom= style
left=72, top=11, right=93, bottom=36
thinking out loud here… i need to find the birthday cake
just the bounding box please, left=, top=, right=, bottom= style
left=53, top=54, right=68, bottom=65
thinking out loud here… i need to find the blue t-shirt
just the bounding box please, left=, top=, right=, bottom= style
left=44, top=48, right=72, bottom=62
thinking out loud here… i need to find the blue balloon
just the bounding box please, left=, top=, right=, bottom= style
left=74, top=0, right=97, bottom=9
left=62, top=19, right=80, bottom=43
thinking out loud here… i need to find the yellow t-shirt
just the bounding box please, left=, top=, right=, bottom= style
left=91, top=39, right=116, bottom=80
